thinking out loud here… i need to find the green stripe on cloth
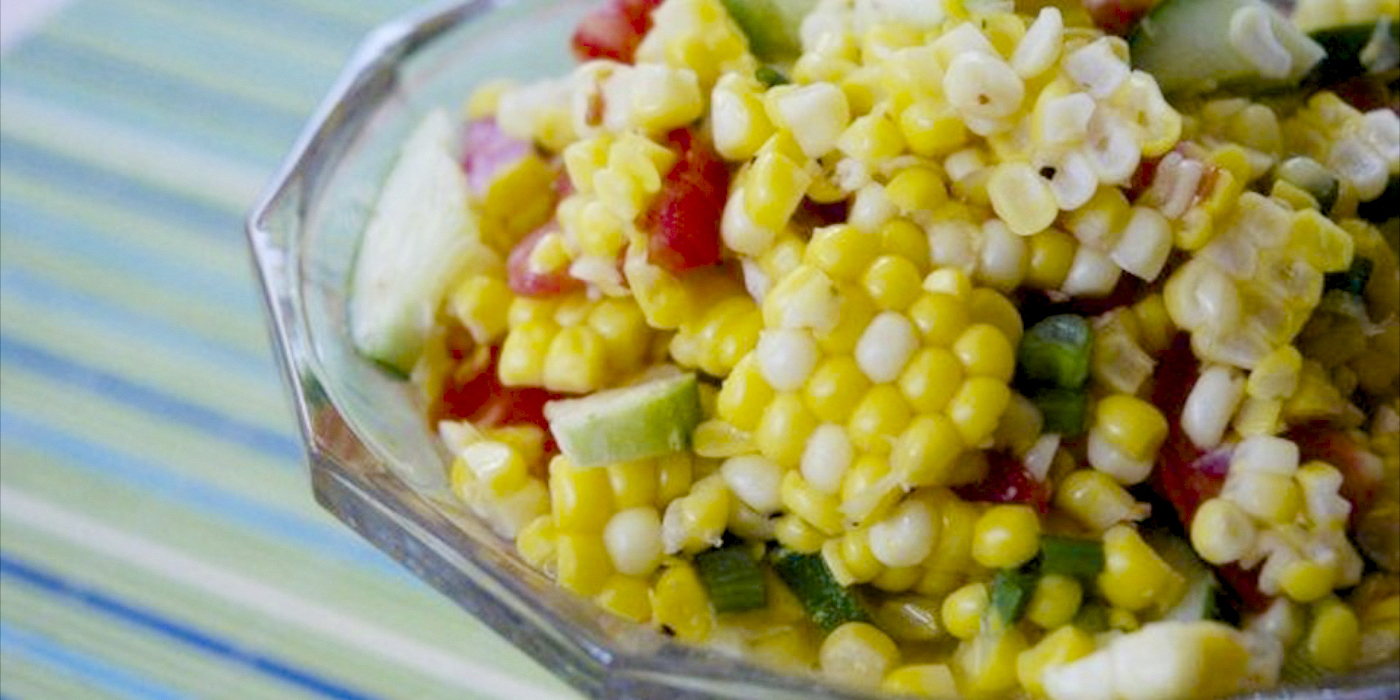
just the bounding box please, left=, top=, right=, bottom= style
left=0, top=0, right=583, bottom=697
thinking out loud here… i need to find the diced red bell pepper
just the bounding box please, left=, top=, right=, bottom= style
left=954, top=450, right=1053, bottom=513
left=571, top=0, right=664, bottom=63
left=643, top=127, right=730, bottom=273
left=507, top=222, right=584, bottom=297
left=460, top=118, right=534, bottom=197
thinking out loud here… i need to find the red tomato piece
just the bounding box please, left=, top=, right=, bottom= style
left=1288, top=422, right=1386, bottom=520
left=507, top=222, right=584, bottom=297
left=435, top=346, right=562, bottom=447
left=570, top=0, right=664, bottom=63
left=954, top=450, right=1053, bottom=513
left=643, top=127, right=731, bottom=273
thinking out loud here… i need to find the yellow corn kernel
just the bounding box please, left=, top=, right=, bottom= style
left=972, top=504, right=1041, bottom=569
left=841, top=452, right=901, bottom=527
left=1097, top=524, right=1186, bottom=612
left=596, top=574, right=654, bottom=623
left=711, top=73, right=775, bottom=161
left=885, top=167, right=948, bottom=215
left=1131, top=293, right=1174, bottom=355
left=549, top=455, right=614, bottom=533
left=1093, top=394, right=1169, bottom=462
left=805, top=355, right=872, bottom=424
left=989, top=162, right=1058, bottom=237
left=908, top=292, right=971, bottom=348
left=806, top=224, right=879, bottom=281
left=955, top=628, right=1028, bottom=698
left=899, top=99, right=969, bottom=157
left=458, top=441, right=531, bottom=499
left=756, top=393, right=819, bottom=469
left=1055, top=469, right=1145, bottom=532
left=605, top=459, right=659, bottom=510
left=781, top=471, right=845, bottom=536
left=761, top=233, right=810, bottom=284
left=923, top=267, right=973, bottom=299
left=665, top=475, right=731, bottom=554
left=655, top=453, right=693, bottom=506
left=1281, top=558, right=1340, bottom=603
left=746, top=148, right=813, bottom=231
left=1027, top=575, right=1084, bottom=630
left=498, top=320, right=557, bottom=387
left=1306, top=597, right=1361, bottom=672
left=948, top=377, right=1012, bottom=448
left=897, top=347, right=965, bottom=414
left=515, top=514, right=557, bottom=572
left=651, top=561, right=714, bottom=643
left=952, top=323, right=1016, bottom=383
left=1066, top=187, right=1131, bottom=251
left=563, top=136, right=611, bottom=192
left=1016, top=624, right=1096, bottom=697
left=774, top=513, right=827, bottom=553
left=820, top=621, right=901, bottom=688
left=918, top=494, right=981, bottom=597
left=839, top=528, right=887, bottom=583
left=542, top=325, right=608, bottom=393
left=880, top=219, right=932, bottom=270
left=448, top=275, right=513, bottom=345
left=837, top=111, right=906, bottom=162
left=717, top=354, right=773, bottom=431
left=849, top=385, right=914, bottom=454
left=882, top=663, right=959, bottom=698
left=942, top=582, right=990, bottom=640
left=1290, top=208, right=1354, bottom=273
left=1190, top=497, right=1258, bottom=565
left=871, top=565, right=922, bottom=593
left=1248, top=345, right=1303, bottom=400
left=1108, top=607, right=1140, bottom=632
left=864, top=255, right=925, bottom=311
left=967, top=287, right=1024, bottom=347
left=1026, top=229, right=1078, bottom=290
left=819, top=287, right=879, bottom=355
left=556, top=533, right=613, bottom=596
left=892, top=414, right=966, bottom=489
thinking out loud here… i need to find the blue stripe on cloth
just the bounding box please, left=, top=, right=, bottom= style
left=0, top=136, right=236, bottom=237
left=0, top=411, right=407, bottom=580
left=10, top=38, right=306, bottom=147
left=0, top=336, right=300, bottom=463
left=0, top=196, right=251, bottom=312
left=0, top=268, right=270, bottom=377
left=0, top=621, right=195, bottom=700
left=0, top=555, right=387, bottom=700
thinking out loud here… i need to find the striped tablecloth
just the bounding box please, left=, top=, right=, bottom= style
left=0, top=1, right=583, bottom=698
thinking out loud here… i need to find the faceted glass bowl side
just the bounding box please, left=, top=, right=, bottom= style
left=245, top=2, right=1399, bottom=698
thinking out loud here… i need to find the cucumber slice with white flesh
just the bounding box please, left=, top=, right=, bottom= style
left=545, top=372, right=703, bottom=468
left=1129, top=0, right=1326, bottom=94
left=350, top=109, right=500, bottom=374
left=719, top=0, right=819, bottom=62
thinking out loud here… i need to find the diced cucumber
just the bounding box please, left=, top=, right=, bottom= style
left=544, top=372, right=702, bottom=468
left=770, top=547, right=870, bottom=632
left=1018, top=315, right=1093, bottom=390
left=350, top=109, right=499, bottom=374
left=1031, top=387, right=1089, bottom=437
left=719, top=0, right=819, bottom=61
left=1129, top=0, right=1326, bottom=94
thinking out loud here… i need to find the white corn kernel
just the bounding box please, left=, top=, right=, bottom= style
left=604, top=507, right=665, bottom=576
left=769, top=82, right=851, bottom=158
left=1061, top=245, right=1122, bottom=297
left=1012, top=7, right=1064, bottom=78
left=869, top=499, right=937, bottom=567
left=757, top=328, right=820, bottom=391
left=1182, top=365, right=1247, bottom=450
left=944, top=52, right=1024, bottom=122
left=1049, top=151, right=1098, bottom=210
left=978, top=219, right=1029, bottom=290
left=1110, top=207, right=1173, bottom=281
left=1230, top=435, right=1300, bottom=476
left=1064, top=38, right=1130, bottom=98
left=1088, top=430, right=1155, bottom=485
left=856, top=311, right=919, bottom=383
left=721, top=455, right=784, bottom=514
left=803, top=423, right=855, bottom=495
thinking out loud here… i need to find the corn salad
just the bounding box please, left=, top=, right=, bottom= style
left=353, top=0, right=1400, bottom=697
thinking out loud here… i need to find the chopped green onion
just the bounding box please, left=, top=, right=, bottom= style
left=695, top=544, right=768, bottom=613
left=986, top=568, right=1036, bottom=630
left=1324, top=256, right=1373, bottom=298
left=770, top=548, right=869, bottom=631
left=1031, top=387, right=1089, bottom=436
left=1018, top=314, right=1093, bottom=389
left=755, top=66, right=790, bottom=87
left=1039, top=535, right=1105, bottom=580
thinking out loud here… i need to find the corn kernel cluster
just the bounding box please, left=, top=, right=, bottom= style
left=393, top=0, right=1400, bottom=697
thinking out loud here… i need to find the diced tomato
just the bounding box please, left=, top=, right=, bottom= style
left=1080, top=0, right=1153, bottom=36
left=460, top=118, right=534, bottom=197
left=1288, top=421, right=1386, bottom=520
left=1125, top=155, right=1161, bottom=202
left=570, top=0, right=664, bottom=63
left=435, top=346, right=562, bottom=447
left=954, top=450, right=1053, bottom=513
left=507, top=222, right=584, bottom=297
left=643, top=127, right=730, bottom=273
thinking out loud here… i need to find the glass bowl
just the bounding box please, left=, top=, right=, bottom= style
left=245, top=1, right=1400, bottom=698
